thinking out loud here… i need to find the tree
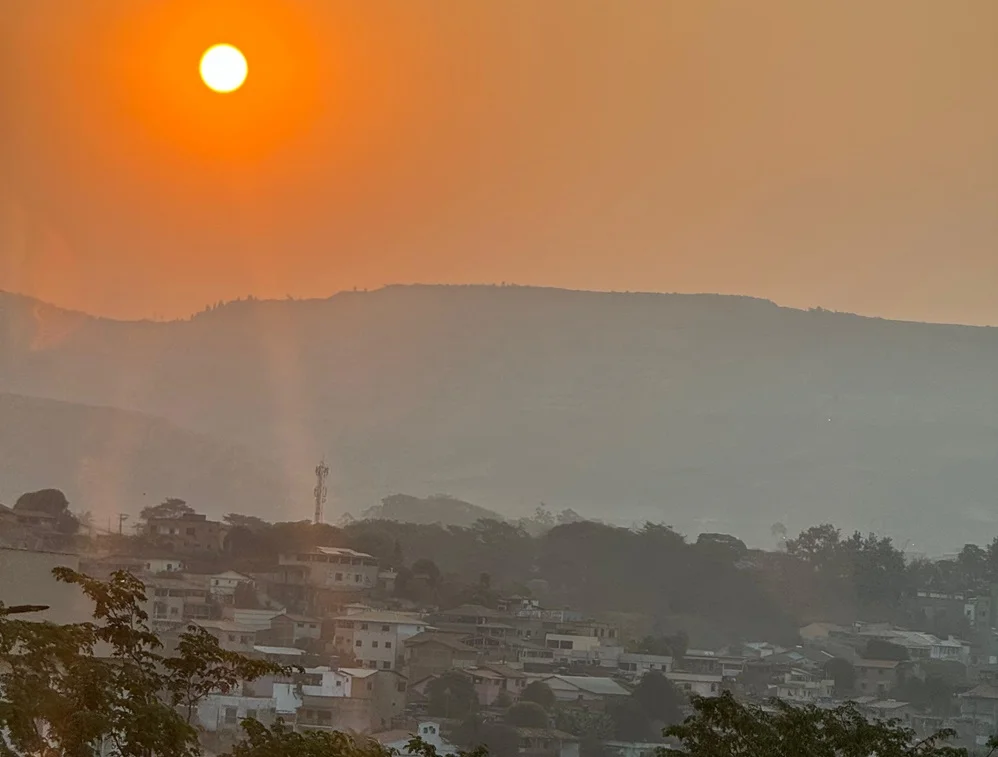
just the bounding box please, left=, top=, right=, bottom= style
left=505, top=702, right=548, bottom=728
left=786, top=524, right=842, bottom=570
left=824, top=657, right=856, bottom=696
left=412, top=558, right=442, bottom=587
left=456, top=717, right=520, bottom=757
left=632, top=671, right=684, bottom=726
left=609, top=698, right=656, bottom=742
left=223, top=513, right=270, bottom=531
left=141, top=498, right=195, bottom=522
left=863, top=639, right=909, bottom=662
left=229, top=719, right=487, bottom=757
left=663, top=690, right=968, bottom=756
left=14, top=488, right=78, bottom=534
left=0, top=568, right=288, bottom=757
left=427, top=671, right=479, bottom=720
left=520, top=680, right=556, bottom=711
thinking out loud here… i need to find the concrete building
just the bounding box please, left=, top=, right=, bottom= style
left=197, top=683, right=278, bottom=732
left=542, top=675, right=630, bottom=706
left=853, top=660, right=905, bottom=696
left=196, top=620, right=258, bottom=653
left=145, top=576, right=215, bottom=622
left=617, top=653, right=673, bottom=678
left=208, top=570, right=255, bottom=601
left=266, top=613, right=322, bottom=648
left=146, top=513, right=229, bottom=554
left=666, top=672, right=724, bottom=698
left=333, top=610, right=429, bottom=670
left=0, top=547, right=92, bottom=625
left=278, top=547, right=379, bottom=592
left=774, top=669, right=834, bottom=702
left=404, top=632, right=479, bottom=682
left=274, top=666, right=408, bottom=733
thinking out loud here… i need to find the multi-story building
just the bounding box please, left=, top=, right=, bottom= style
left=265, top=612, right=322, bottom=648
left=278, top=547, right=380, bottom=592
left=145, top=576, right=215, bottom=622
left=404, top=632, right=479, bottom=682
left=274, top=666, right=408, bottom=733
left=332, top=610, right=429, bottom=670
left=146, top=513, right=229, bottom=554
left=195, top=619, right=258, bottom=653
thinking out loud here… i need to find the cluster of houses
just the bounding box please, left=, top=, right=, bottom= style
left=9, top=509, right=998, bottom=753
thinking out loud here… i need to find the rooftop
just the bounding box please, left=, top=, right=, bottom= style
left=544, top=675, right=630, bottom=696
left=195, top=620, right=258, bottom=633
left=253, top=645, right=306, bottom=657
left=335, top=610, right=427, bottom=625
left=404, top=632, right=478, bottom=652
left=854, top=659, right=901, bottom=669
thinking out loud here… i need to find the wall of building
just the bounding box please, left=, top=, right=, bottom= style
left=0, top=548, right=91, bottom=625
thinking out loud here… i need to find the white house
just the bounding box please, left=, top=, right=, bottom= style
left=333, top=610, right=429, bottom=670
left=209, top=570, right=255, bottom=600
left=617, top=653, right=673, bottom=677
left=774, top=670, right=834, bottom=703
left=144, top=557, right=185, bottom=574
left=197, top=686, right=277, bottom=732
left=374, top=722, right=458, bottom=757
left=666, top=672, right=723, bottom=698
left=273, top=666, right=354, bottom=715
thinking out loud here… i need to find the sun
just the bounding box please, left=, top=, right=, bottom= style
left=199, top=44, right=248, bottom=93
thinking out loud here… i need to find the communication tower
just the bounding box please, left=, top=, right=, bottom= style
left=313, top=459, right=330, bottom=524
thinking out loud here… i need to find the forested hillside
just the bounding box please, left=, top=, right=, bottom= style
left=2, top=285, right=996, bottom=549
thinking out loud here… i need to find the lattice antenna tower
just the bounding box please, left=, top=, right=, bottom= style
left=313, top=459, right=330, bottom=524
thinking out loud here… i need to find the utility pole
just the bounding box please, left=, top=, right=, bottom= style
left=313, top=459, right=329, bottom=525
left=117, top=513, right=129, bottom=535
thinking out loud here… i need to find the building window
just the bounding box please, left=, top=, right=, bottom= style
left=228, top=634, right=236, bottom=642
left=384, top=641, right=392, bottom=649
left=381, top=625, right=391, bottom=632
left=246, top=709, right=258, bottom=721
left=186, top=527, right=196, bottom=536
left=335, top=573, right=343, bottom=581
left=366, top=661, right=377, bottom=670
left=397, top=682, right=407, bottom=693
left=356, top=640, right=363, bottom=647
left=224, top=707, right=238, bottom=725
left=355, top=574, right=362, bottom=582
left=372, top=641, right=379, bottom=648
left=360, top=623, right=369, bottom=631
left=382, top=661, right=392, bottom=669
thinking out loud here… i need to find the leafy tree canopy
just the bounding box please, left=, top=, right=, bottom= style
left=663, top=690, right=969, bottom=757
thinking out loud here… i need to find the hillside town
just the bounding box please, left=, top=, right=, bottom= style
left=4, top=492, right=998, bottom=755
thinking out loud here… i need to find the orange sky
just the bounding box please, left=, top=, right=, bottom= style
left=2, top=1, right=997, bottom=324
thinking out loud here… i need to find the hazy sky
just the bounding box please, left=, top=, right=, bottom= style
left=2, top=1, right=997, bottom=323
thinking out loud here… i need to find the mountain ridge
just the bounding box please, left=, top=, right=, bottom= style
left=2, top=284, right=996, bottom=552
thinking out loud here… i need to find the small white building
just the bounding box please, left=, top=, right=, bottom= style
left=666, top=672, right=723, bottom=698
left=209, top=570, right=255, bottom=600
left=144, top=557, right=186, bottom=574
left=273, top=667, right=354, bottom=715
left=617, top=653, right=673, bottom=677
left=197, top=688, right=277, bottom=732
left=374, top=722, right=459, bottom=757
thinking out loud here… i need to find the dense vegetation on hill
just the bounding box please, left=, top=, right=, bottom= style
left=3, top=285, right=997, bottom=550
